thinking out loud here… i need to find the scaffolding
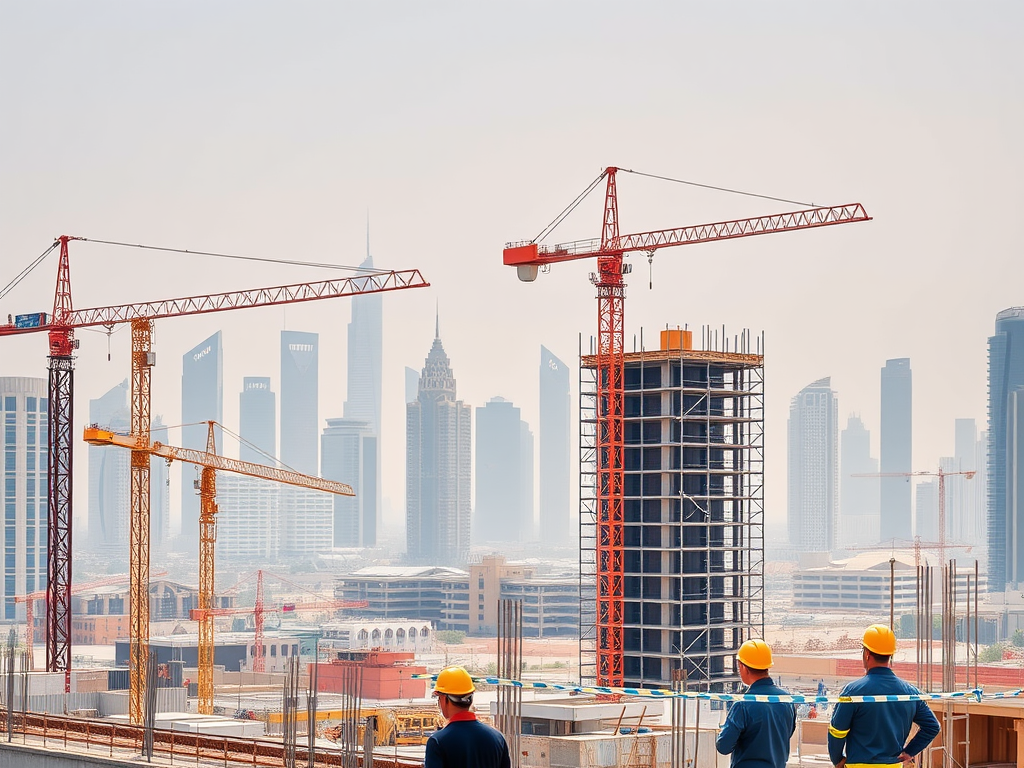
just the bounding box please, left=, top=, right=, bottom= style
left=580, top=327, right=765, bottom=689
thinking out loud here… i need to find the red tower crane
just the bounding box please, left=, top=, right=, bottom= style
left=0, top=236, right=428, bottom=715
left=504, top=167, right=870, bottom=686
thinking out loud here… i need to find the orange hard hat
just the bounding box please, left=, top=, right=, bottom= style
left=737, top=639, right=773, bottom=670
left=862, top=624, right=897, bottom=655
left=433, top=666, right=475, bottom=696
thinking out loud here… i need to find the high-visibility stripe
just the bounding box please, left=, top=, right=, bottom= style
left=846, top=763, right=900, bottom=768
left=828, top=725, right=850, bottom=739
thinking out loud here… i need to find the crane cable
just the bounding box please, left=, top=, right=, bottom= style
left=532, top=170, right=607, bottom=244
left=0, top=240, right=59, bottom=304
left=532, top=168, right=820, bottom=246
left=620, top=169, right=816, bottom=208
left=75, top=238, right=386, bottom=274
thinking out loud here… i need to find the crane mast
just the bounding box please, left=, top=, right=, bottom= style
left=504, top=167, right=870, bottom=687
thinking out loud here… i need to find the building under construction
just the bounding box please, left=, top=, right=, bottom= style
left=579, top=328, right=764, bottom=690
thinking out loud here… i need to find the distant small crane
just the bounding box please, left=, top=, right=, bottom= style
left=851, top=467, right=976, bottom=566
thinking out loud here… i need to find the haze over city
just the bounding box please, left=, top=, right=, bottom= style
left=2, top=2, right=1022, bottom=541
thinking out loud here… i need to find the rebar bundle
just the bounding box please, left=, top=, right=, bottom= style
left=497, top=599, right=523, bottom=768
left=283, top=656, right=300, bottom=768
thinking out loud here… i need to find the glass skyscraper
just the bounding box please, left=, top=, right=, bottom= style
left=180, top=332, right=223, bottom=554
left=475, top=397, right=532, bottom=543
left=988, top=308, right=1024, bottom=591
left=406, top=325, right=471, bottom=565
left=880, top=358, right=912, bottom=542
left=787, top=377, right=838, bottom=553
left=539, top=346, right=571, bottom=546
left=1, top=378, right=48, bottom=621
left=322, top=418, right=376, bottom=547
left=338, top=248, right=382, bottom=545
left=88, top=380, right=130, bottom=552
left=280, top=331, right=318, bottom=476
left=839, top=415, right=879, bottom=549
left=239, top=376, right=275, bottom=465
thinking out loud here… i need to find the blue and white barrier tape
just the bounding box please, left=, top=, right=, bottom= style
left=412, top=674, right=1018, bottom=704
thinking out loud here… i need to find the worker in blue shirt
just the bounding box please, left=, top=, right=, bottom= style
left=716, top=639, right=796, bottom=768
left=425, top=666, right=511, bottom=768
left=828, top=624, right=940, bottom=767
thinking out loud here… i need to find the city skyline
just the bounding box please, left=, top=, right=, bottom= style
left=2, top=4, right=1020, bottom=545
left=787, top=377, right=839, bottom=553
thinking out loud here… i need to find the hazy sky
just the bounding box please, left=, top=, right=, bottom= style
left=2, top=3, right=1022, bottom=541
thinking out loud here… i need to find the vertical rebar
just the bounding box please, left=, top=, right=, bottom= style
left=917, top=565, right=925, bottom=692
left=889, top=557, right=895, bottom=630
left=283, top=655, right=299, bottom=768
left=670, top=668, right=687, bottom=768
left=5, top=630, right=14, bottom=742
left=143, top=650, right=158, bottom=761
left=307, top=643, right=319, bottom=768
left=497, top=599, right=523, bottom=768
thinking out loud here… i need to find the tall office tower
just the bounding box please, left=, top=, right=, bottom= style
left=0, top=378, right=48, bottom=621
left=215, top=476, right=280, bottom=561
left=880, top=358, right=913, bottom=542
left=521, top=421, right=535, bottom=540
left=180, top=332, right=223, bottom=554
left=539, top=346, right=571, bottom=546
left=839, top=415, right=879, bottom=549
left=322, top=418, right=376, bottom=547
left=345, top=251, right=383, bottom=435
left=787, top=377, right=839, bottom=553
left=950, top=418, right=982, bottom=547
left=988, top=308, right=1024, bottom=591
left=579, top=330, right=764, bottom=690
left=475, top=398, right=533, bottom=543
left=88, top=380, right=130, bottom=552
left=406, top=324, right=471, bottom=565
left=279, top=487, right=334, bottom=556
left=280, top=331, right=319, bottom=476
left=239, top=377, right=275, bottom=464
left=405, top=367, right=419, bottom=404
left=342, top=248, right=383, bottom=542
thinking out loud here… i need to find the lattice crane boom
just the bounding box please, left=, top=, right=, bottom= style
left=0, top=235, right=427, bottom=722
left=504, top=167, right=870, bottom=687
left=85, top=423, right=353, bottom=714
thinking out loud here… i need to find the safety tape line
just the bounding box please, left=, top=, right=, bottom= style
left=412, top=674, right=1024, bottom=704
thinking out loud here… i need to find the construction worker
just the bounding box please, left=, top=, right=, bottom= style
left=828, top=624, right=940, bottom=767
left=716, top=639, right=796, bottom=768
left=425, top=666, right=511, bottom=768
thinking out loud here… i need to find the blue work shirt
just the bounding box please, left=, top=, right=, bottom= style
left=716, top=677, right=796, bottom=768
left=828, top=666, right=940, bottom=766
left=425, top=711, right=511, bottom=768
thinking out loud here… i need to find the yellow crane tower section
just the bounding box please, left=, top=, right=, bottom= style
left=84, top=422, right=353, bottom=715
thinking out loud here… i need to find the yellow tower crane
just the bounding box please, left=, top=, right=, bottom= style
left=84, top=422, right=353, bottom=715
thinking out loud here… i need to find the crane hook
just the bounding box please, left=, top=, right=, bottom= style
left=646, top=250, right=656, bottom=290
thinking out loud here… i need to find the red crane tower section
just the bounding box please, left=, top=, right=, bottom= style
left=1, top=236, right=428, bottom=701
left=504, top=167, right=870, bottom=686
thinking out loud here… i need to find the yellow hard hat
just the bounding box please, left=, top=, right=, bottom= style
left=862, top=624, right=897, bottom=655
left=434, top=666, right=475, bottom=696
left=737, top=639, right=773, bottom=670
